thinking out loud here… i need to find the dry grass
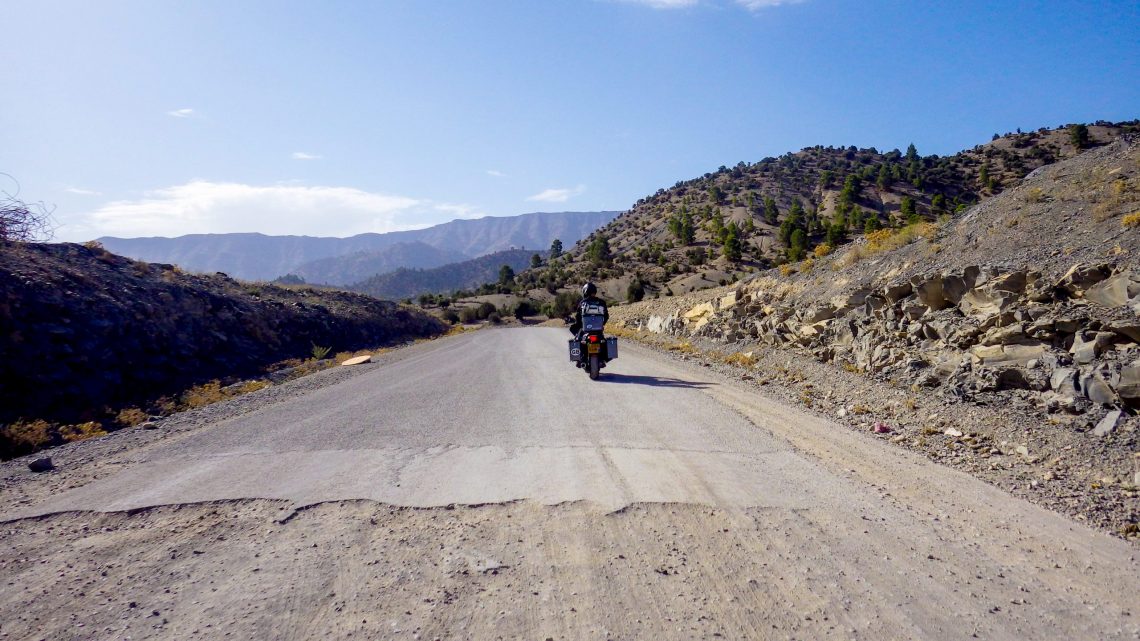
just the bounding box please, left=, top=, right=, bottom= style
left=115, top=407, right=150, bottom=428
left=834, top=222, right=939, bottom=270
left=1024, top=186, right=1047, bottom=203
left=813, top=243, right=833, bottom=258
left=666, top=340, right=698, bottom=354
left=58, top=422, right=108, bottom=442
left=724, top=352, right=757, bottom=367
left=1123, top=212, right=1140, bottom=228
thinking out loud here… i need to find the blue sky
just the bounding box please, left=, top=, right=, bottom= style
left=3, top=0, right=1138, bottom=240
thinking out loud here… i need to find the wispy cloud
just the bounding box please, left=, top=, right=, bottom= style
left=166, top=108, right=195, bottom=118
left=291, top=151, right=322, bottom=160
left=64, top=186, right=102, bottom=196
left=486, top=169, right=507, bottom=178
left=527, top=185, right=586, bottom=203
left=434, top=203, right=485, bottom=220
left=74, top=181, right=428, bottom=238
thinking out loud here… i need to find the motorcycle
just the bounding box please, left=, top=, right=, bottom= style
left=567, top=305, right=617, bottom=380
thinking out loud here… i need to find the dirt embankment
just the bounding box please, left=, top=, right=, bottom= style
left=0, top=242, right=446, bottom=457
left=610, top=138, right=1140, bottom=540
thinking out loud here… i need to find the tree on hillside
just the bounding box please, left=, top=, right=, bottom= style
left=900, top=196, right=919, bottom=223
left=587, top=234, right=612, bottom=266
left=549, top=238, right=563, bottom=259
left=906, top=143, right=918, bottom=163
left=530, top=253, right=542, bottom=269
left=876, top=163, right=891, bottom=191
left=708, top=185, right=724, bottom=204
left=1069, top=124, right=1090, bottom=149
left=722, top=222, right=742, bottom=262
left=668, top=208, right=696, bottom=244
left=498, top=264, right=515, bottom=285
left=788, top=229, right=807, bottom=262
left=839, top=174, right=862, bottom=209
left=763, top=196, right=779, bottom=224
left=627, top=276, right=646, bottom=303
left=931, top=193, right=946, bottom=214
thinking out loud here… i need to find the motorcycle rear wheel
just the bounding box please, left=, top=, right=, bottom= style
left=589, top=354, right=600, bottom=380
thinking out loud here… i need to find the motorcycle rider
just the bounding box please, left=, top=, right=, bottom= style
left=570, top=281, right=609, bottom=338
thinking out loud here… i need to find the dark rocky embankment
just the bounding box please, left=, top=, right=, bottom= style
left=0, top=242, right=446, bottom=456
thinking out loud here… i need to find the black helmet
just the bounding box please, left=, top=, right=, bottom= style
left=582, top=282, right=597, bottom=297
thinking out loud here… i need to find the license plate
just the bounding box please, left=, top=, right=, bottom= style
left=587, top=343, right=600, bottom=354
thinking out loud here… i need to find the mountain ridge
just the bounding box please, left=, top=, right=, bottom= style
left=97, top=210, right=619, bottom=281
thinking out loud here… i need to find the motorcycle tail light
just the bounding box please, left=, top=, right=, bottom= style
left=589, top=335, right=598, bottom=343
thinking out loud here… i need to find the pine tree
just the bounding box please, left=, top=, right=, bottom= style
left=764, top=196, right=779, bottom=224
left=722, top=222, right=742, bottom=262
left=587, top=235, right=612, bottom=266
left=1069, top=124, right=1090, bottom=149
left=877, top=163, right=891, bottom=191
left=498, top=264, right=515, bottom=285
left=900, top=196, right=919, bottom=223
left=788, top=229, right=806, bottom=261
left=549, top=238, right=563, bottom=259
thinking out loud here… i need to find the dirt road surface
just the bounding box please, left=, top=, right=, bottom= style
left=1, top=327, right=1137, bottom=640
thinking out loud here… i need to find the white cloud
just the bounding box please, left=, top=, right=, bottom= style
left=527, top=185, right=586, bottom=203
left=73, top=181, right=431, bottom=238
left=434, top=203, right=485, bottom=220
left=486, top=169, right=507, bottom=177
left=64, top=187, right=102, bottom=196
left=166, top=108, right=195, bottom=118
left=291, top=151, right=322, bottom=160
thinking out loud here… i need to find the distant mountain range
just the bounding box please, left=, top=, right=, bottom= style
left=98, top=210, right=619, bottom=281
left=291, top=242, right=469, bottom=286
left=349, top=249, right=543, bottom=301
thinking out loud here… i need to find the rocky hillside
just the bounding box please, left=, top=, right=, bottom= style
left=349, top=249, right=545, bottom=301
left=99, top=210, right=619, bottom=281
left=289, top=241, right=469, bottom=286
left=518, top=122, right=1139, bottom=302
left=610, top=136, right=1140, bottom=534
left=0, top=243, right=447, bottom=457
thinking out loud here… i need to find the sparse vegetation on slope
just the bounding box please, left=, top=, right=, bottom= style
left=518, top=121, right=1139, bottom=302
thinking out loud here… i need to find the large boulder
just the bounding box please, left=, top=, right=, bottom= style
left=959, top=288, right=1016, bottom=318
left=1116, top=363, right=1140, bottom=408
left=1055, top=263, right=1112, bottom=297
left=968, top=343, right=1046, bottom=367
left=912, top=274, right=949, bottom=310
left=1070, top=331, right=1116, bottom=365
left=647, top=312, right=683, bottom=334
left=1084, top=271, right=1140, bottom=309
left=1080, top=372, right=1117, bottom=406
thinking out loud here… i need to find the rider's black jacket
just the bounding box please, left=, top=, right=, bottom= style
left=572, top=295, right=609, bottom=336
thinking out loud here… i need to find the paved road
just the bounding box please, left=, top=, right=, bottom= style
left=22, top=327, right=818, bottom=513
left=3, top=327, right=1138, bottom=640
